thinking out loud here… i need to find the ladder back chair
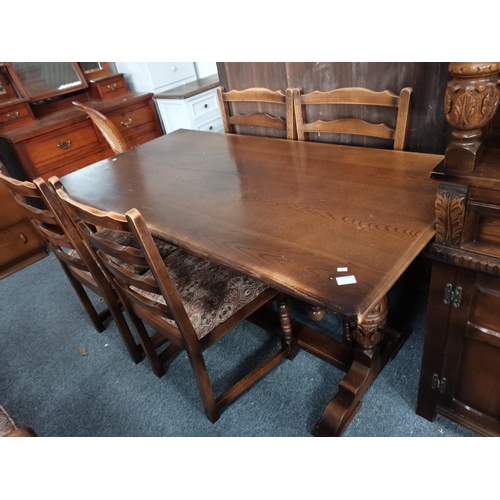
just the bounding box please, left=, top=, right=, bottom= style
left=293, top=86, right=412, bottom=322
left=217, top=86, right=297, bottom=140
left=0, top=170, right=145, bottom=363
left=293, top=87, right=412, bottom=150
left=52, top=177, right=297, bottom=424
left=73, top=101, right=129, bottom=154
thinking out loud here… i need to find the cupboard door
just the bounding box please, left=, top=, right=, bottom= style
left=417, top=261, right=457, bottom=421
left=440, top=267, right=500, bottom=435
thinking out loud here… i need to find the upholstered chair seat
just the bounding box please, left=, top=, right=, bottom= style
left=132, top=250, right=268, bottom=340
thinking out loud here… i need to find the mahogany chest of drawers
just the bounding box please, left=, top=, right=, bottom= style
left=0, top=70, right=163, bottom=182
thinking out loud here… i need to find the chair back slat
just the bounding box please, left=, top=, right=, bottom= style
left=114, top=278, right=173, bottom=319
left=303, top=118, right=395, bottom=140
left=13, top=196, right=58, bottom=225
left=52, top=177, right=131, bottom=232
left=228, top=113, right=286, bottom=130
left=32, top=220, right=73, bottom=249
left=80, top=223, right=149, bottom=267
left=73, top=101, right=129, bottom=154
left=217, top=86, right=296, bottom=140
left=0, top=171, right=114, bottom=287
left=53, top=248, right=89, bottom=272
left=221, top=88, right=286, bottom=104
left=300, top=88, right=400, bottom=106
left=294, top=86, right=413, bottom=150
left=96, top=250, right=163, bottom=295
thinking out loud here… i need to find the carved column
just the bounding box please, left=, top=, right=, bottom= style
left=444, top=62, right=500, bottom=171
left=434, top=184, right=468, bottom=247
left=352, top=297, right=388, bottom=352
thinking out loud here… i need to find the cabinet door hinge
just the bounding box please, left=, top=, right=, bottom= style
left=431, top=373, right=447, bottom=393
left=443, top=283, right=462, bottom=308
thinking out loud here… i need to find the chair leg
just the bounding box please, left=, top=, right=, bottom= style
left=61, top=266, right=106, bottom=333
left=277, top=293, right=298, bottom=360
left=185, top=342, right=220, bottom=423
left=129, top=312, right=166, bottom=378
left=106, top=297, right=143, bottom=364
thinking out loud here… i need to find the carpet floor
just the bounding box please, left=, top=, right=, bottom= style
left=0, top=252, right=476, bottom=437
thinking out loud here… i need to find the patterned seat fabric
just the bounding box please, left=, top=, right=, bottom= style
left=0, top=405, right=17, bottom=437
left=132, top=250, right=268, bottom=340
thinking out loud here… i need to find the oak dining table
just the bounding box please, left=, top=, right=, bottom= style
left=59, top=128, right=444, bottom=436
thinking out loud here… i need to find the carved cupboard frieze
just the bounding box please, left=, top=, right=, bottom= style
left=434, top=184, right=468, bottom=247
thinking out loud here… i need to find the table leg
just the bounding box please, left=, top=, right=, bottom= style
left=307, top=305, right=326, bottom=321
left=278, top=293, right=298, bottom=360
left=311, top=296, right=388, bottom=437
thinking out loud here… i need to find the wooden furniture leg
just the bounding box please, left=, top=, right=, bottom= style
left=312, top=297, right=388, bottom=437
left=307, top=305, right=326, bottom=321
left=278, top=293, right=298, bottom=360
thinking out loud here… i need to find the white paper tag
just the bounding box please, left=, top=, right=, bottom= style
left=336, top=275, right=357, bottom=285
left=337, top=267, right=348, bottom=272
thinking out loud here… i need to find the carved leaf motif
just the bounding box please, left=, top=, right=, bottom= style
left=482, top=86, right=500, bottom=117
left=446, top=84, right=500, bottom=129
left=435, top=191, right=466, bottom=247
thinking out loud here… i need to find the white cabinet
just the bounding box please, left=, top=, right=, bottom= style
left=114, top=62, right=197, bottom=93
left=154, top=72, right=223, bottom=134
left=113, top=62, right=222, bottom=135
left=156, top=87, right=222, bottom=134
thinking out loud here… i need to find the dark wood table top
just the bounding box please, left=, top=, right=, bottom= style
left=61, top=129, right=443, bottom=322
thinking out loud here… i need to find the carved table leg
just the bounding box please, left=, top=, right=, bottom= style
left=307, top=305, right=326, bottom=321
left=312, top=297, right=388, bottom=437
left=278, top=293, right=298, bottom=360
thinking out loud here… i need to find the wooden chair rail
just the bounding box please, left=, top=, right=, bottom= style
left=220, top=87, right=286, bottom=104
left=52, top=177, right=297, bottom=423
left=303, top=118, right=395, bottom=140
left=228, top=112, right=286, bottom=130
left=217, top=86, right=296, bottom=140
left=299, top=87, right=401, bottom=106
left=293, top=86, right=412, bottom=150
left=0, top=172, right=142, bottom=364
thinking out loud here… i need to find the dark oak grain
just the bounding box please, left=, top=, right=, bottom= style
left=60, top=129, right=442, bottom=323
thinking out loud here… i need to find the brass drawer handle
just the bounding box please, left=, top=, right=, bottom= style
left=19, top=233, right=27, bottom=244
left=57, top=140, right=72, bottom=150
left=121, top=118, right=133, bottom=127
left=7, top=111, right=19, bottom=120
left=107, top=83, right=117, bottom=91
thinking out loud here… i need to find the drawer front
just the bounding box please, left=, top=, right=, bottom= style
left=188, top=91, right=219, bottom=120
left=0, top=101, right=34, bottom=128
left=96, top=75, right=128, bottom=99
left=36, top=147, right=113, bottom=180
left=0, top=219, right=44, bottom=268
left=462, top=201, right=500, bottom=259
left=196, top=116, right=223, bottom=133
left=148, top=62, right=196, bottom=90
left=108, top=101, right=157, bottom=140
left=24, top=121, right=102, bottom=167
